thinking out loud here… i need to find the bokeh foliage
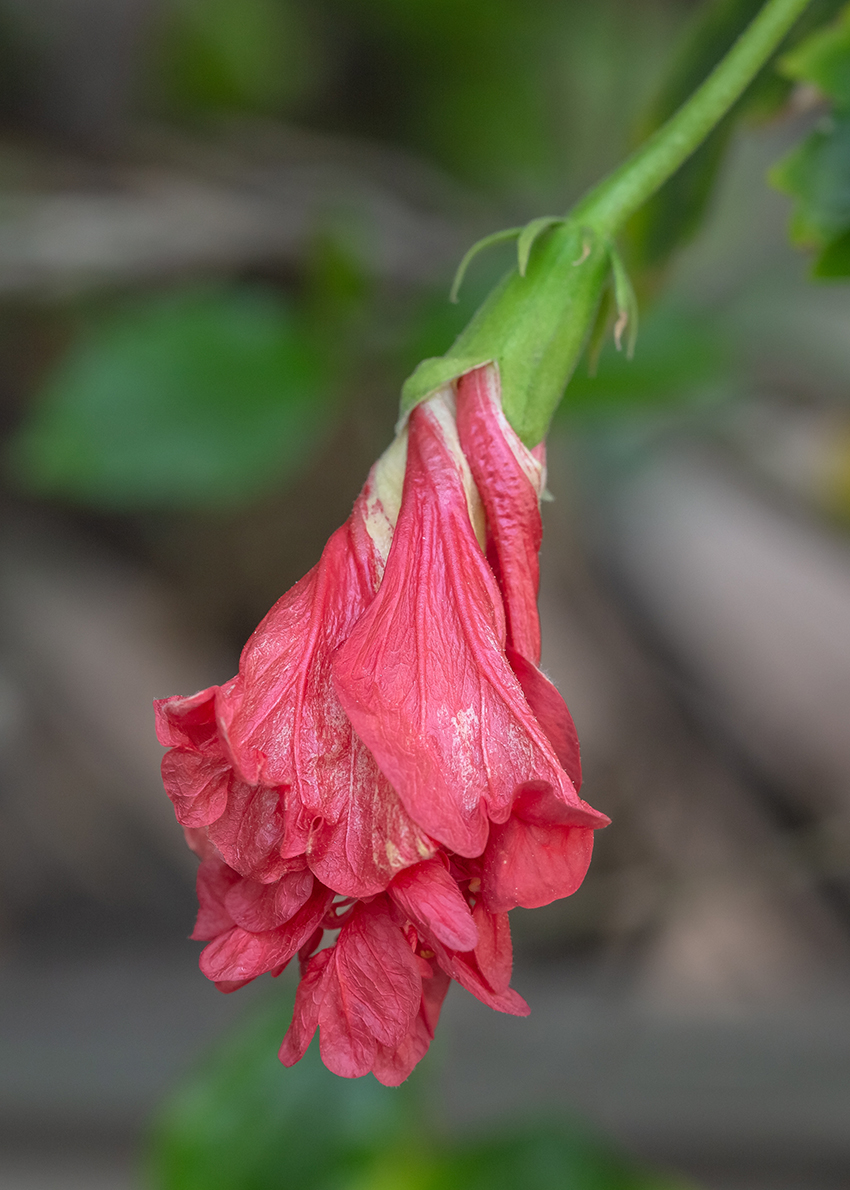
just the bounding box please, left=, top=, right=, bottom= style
left=146, top=990, right=688, bottom=1190
left=771, top=1, right=850, bottom=275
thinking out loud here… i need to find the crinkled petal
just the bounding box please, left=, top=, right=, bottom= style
left=224, top=866, right=314, bottom=932
left=506, top=647, right=582, bottom=790
left=332, top=900, right=422, bottom=1050
left=306, top=741, right=435, bottom=897
left=371, top=968, right=450, bottom=1086
left=215, top=519, right=376, bottom=822
left=429, top=901, right=529, bottom=1016
left=279, top=948, right=333, bottom=1067
left=191, top=855, right=240, bottom=940
left=282, top=899, right=422, bottom=1080
left=206, top=779, right=289, bottom=884
left=199, top=883, right=333, bottom=982
left=160, top=749, right=230, bottom=828
left=389, top=858, right=478, bottom=952
left=456, top=364, right=544, bottom=664
left=154, top=685, right=222, bottom=751
left=333, top=396, right=591, bottom=857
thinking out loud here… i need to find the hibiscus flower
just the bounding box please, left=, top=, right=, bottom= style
left=155, top=364, right=608, bottom=1085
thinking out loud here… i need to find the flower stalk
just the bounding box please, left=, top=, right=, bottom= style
left=402, top=0, right=816, bottom=448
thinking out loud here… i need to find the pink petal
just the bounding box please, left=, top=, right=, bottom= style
left=334, top=398, right=591, bottom=857
left=191, top=855, right=239, bottom=940
left=332, top=900, right=422, bottom=1050
left=199, top=883, right=333, bottom=982
left=160, top=749, right=230, bottom=828
left=456, top=365, right=544, bottom=664
left=371, top=968, right=450, bottom=1086
left=469, top=901, right=512, bottom=992
left=389, top=858, right=478, bottom=952
left=506, top=648, right=582, bottom=790
left=154, top=685, right=221, bottom=751
left=215, top=519, right=377, bottom=823
left=224, top=867, right=314, bottom=932
left=205, top=779, right=289, bottom=884
left=279, top=948, right=333, bottom=1067
left=482, top=785, right=602, bottom=912
left=306, top=743, right=435, bottom=897
left=427, top=901, right=529, bottom=1016
left=282, top=899, right=422, bottom=1080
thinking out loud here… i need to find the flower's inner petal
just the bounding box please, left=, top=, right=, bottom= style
left=154, top=685, right=221, bottom=750
left=199, top=883, right=332, bottom=982
left=225, top=868, right=314, bottom=932
left=456, top=365, right=543, bottom=665
left=206, top=778, right=290, bottom=884
left=307, top=739, right=435, bottom=898
left=371, top=968, right=450, bottom=1087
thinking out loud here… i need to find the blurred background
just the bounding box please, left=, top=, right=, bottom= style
left=1, top=0, right=850, bottom=1187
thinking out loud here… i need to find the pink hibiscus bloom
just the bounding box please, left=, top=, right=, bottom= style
left=155, top=364, right=608, bottom=1084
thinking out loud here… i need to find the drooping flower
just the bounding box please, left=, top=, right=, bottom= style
left=155, top=363, right=608, bottom=1085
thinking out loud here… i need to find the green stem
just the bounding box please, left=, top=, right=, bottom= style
left=573, top=0, right=813, bottom=234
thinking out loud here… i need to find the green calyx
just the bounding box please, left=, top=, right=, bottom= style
left=401, top=220, right=636, bottom=447
left=400, top=0, right=816, bottom=446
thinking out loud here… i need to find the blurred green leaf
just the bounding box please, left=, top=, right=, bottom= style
left=146, top=990, right=690, bottom=1190
left=6, top=286, right=335, bottom=511
left=424, top=1126, right=689, bottom=1190
left=772, top=3, right=850, bottom=275
left=153, top=0, right=316, bottom=116
left=145, top=990, right=424, bottom=1190
left=627, top=0, right=847, bottom=280
left=781, top=2, right=850, bottom=104
left=771, top=111, right=850, bottom=245
left=561, top=303, right=731, bottom=416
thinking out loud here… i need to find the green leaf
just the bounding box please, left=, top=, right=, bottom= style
left=152, top=0, right=315, bottom=116
left=144, top=990, right=423, bottom=1190
left=561, top=302, right=731, bottom=415
left=771, top=4, right=850, bottom=275
left=815, top=222, right=850, bottom=271
left=627, top=0, right=848, bottom=277
left=771, top=112, right=850, bottom=247
left=6, top=286, right=335, bottom=511
left=426, top=1125, right=690, bottom=1190
left=780, top=2, right=850, bottom=106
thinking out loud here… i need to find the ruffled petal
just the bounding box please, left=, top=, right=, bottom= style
left=306, top=740, right=435, bottom=897
left=420, top=899, right=529, bottom=1016
left=482, top=784, right=603, bottom=912
left=199, top=882, right=333, bottom=982
left=505, top=647, right=582, bottom=790
left=154, top=685, right=222, bottom=752
left=334, top=395, right=592, bottom=857
left=191, top=855, right=239, bottom=940
left=204, top=778, right=290, bottom=884
left=160, top=749, right=230, bottom=828
left=278, top=948, right=333, bottom=1067
left=389, top=857, right=478, bottom=952
left=371, top=968, right=450, bottom=1086
left=215, top=519, right=376, bottom=822
left=224, top=865, right=314, bottom=932
left=280, top=898, right=422, bottom=1080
